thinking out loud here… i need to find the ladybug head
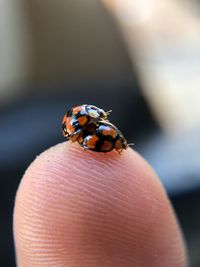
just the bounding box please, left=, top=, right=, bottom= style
left=86, top=105, right=108, bottom=120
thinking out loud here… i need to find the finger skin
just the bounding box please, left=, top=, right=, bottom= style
left=14, top=142, right=187, bottom=267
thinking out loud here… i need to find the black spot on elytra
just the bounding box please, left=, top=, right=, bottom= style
left=66, top=108, right=73, bottom=117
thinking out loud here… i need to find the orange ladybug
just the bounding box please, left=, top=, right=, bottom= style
left=78, top=121, right=128, bottom=153
left=62, top=105, right=111, bottom=142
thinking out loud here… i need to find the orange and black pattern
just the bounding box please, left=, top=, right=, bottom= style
left=62, top=105, right=128, bottom=153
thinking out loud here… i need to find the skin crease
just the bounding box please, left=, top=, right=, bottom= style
left=14, top=142, right=188, bottom=267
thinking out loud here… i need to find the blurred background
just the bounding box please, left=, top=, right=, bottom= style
left=1, top=0, right=200, bottom=266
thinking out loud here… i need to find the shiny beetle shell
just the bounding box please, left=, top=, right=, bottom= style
left=62, top=105, right=110, bottom=142
left=78, top=121, right=128, bottom=153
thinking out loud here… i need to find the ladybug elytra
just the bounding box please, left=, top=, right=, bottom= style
left=62, top=104, right=128, bottom=153
left=78, top=121, right=128, bottom=153
left=62, top=105, right=111, bottom=142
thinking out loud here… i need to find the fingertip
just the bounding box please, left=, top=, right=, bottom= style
left=14, top=142, right=187, bottom=267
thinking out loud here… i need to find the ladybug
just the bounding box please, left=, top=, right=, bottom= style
left=62, top=105, right=111, bottom=142
left=78, top=121, right=128, bottom=153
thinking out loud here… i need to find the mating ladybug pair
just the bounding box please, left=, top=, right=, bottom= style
left=62, top=105, right=128, bottom=153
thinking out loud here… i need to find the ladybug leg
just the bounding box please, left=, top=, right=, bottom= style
left=117, top=149, right=122, bottom=155
left=79, top=139, right=90, bottom=151
left=127, top=143, right=134, bottom=147
left=115, top=146, right=123, bottom=155
left=81, top=143, right=89, bottom=151
left=63, top=131, right=70, bottom=139
left=69, top=129, right=82, bottom=142
left=62, top=123, right=70, bottom=139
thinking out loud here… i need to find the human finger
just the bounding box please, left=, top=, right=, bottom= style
left=14, top=142, right=187, bottom=267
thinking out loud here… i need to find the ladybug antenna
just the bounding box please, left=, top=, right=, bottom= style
left=128, top=143, right=134, bottom=147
